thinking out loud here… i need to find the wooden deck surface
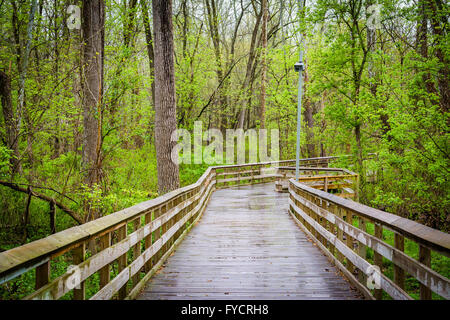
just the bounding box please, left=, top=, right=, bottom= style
left=137, top=183, right=364, bottom=300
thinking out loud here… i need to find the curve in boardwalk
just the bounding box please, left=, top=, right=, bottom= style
left=137, top=183, right=363, bottom=300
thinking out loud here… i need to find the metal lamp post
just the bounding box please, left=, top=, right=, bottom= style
left=295, top=0, right=304, bottom=181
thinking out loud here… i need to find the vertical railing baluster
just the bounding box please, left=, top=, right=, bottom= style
left=355, top=174, right=360, bottom=202
left=326, top=201, right=335, bottom=261
left=394, top=233, right=405, bottom=290
left=99, top=232, right=111, bottom=289
left=374, top=223, right=383, bottom=299
left=345, top=209, right=355, bottom=274
left=419, top=245, right=432, bottom=300
left=144, top=211, right=153, bottom=272
left=157, top=205, right=165, bottom=260
left=117, top=224, right=127, bottom=299
left=132, top=217, right=141, bottom=287
left=357, top=217, right=367, bottom=287
left=335, top=205, right=344, bottom=264
left=73, top=243, right=86, bottom=300
left=35, top=261, right=50, bottom=290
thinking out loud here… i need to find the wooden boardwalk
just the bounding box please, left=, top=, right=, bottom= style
left=2, top=158, right=447, bottom=300
left=137, top=183, right=363, bottom=300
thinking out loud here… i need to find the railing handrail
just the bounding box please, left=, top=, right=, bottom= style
left=1, top=156, right=342, bottom=284
left=277, top=166, right=358, bottom=175
left=0, top=167, right=214, bottom=284
left=209, top=156, right=338, bottom=170
left=2, top=154, right=448, bottom=300
left=289, top=178, right=450, bottom=257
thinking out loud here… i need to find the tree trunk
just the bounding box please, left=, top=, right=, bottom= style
left=7, top=0, right=38, bottom=177
left=152, top=0, right=180, bottom=194
left=302, top=57, right=316, bottom=158
left=426, top=0, right=449, bottom=113
left=366, top=1, right=391, bottom=139
left=416, top=0, right=437, bottom=97
left=237, top=4, right=262, bottom=129
left=259, top=0, right=268, bottom=129
left=0, top=70, right=20, bottom=175
left=124, top=0, right=138, bottom=47
left=205, top=0, right=228, bottom=129
left=0, top=180, right=84, bottom=224
left=81, top=0, right=104, bottom=195
left=49, top=200, right=56, bottom=234
left=16, top=0, right=38, bottom=149
left=141, top=0, right=155, bottom=107
left=22, top=186, right=32, bottom=243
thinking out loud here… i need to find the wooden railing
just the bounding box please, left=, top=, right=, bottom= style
left=0, top=168, right=216, bottom=300
left=214, top=156, right=343, bottom=189
left=288, top=179, right=450, bottom=300
left=0, top=157, right=334, bottom=300
left=1, top=155, right=447, bottom=300
left=275, top=167, right=359, bottom=199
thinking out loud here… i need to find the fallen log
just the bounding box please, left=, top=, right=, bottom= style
left=0, top=180, right=83, bottom=224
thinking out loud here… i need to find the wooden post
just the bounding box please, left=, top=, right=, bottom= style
left=319, top=200, right=327, bottom=247
left=345, top=209, right=355, bottom=274
left=237, top=166, right=241, bottom=186
left=324, top=177, right=328, bottom=193
left=316, top=198, right=324, bottom=243
left=355, top=174, right=360, bottom=202
left=176, top=194, right=186, bottom=239
left=161, top=203, right=169, bottom=255
left=335, top=205, right=344, bottom=263
left=187, top=192, right=194, bottom=226
left=419, top=245, right=432, bottom=300
left=35, top=261, right=50, bottom=290
left=99, top=232, right=111, bottom=289
left=358, top=216, right=367, bottom=285
left=132, top=217, right=141, bottom=287
left=168, top=200, right=175, bottom=248
left=73, top=243, right=86, bottom=300
left=153, top=207, right=162, bottom=265
left=326, top=202, right=335, bottom=260
left=144, top=211, right=153, bottom=272
left=310, top=196, right=320, bottom=241
left=117, top=224, right=127, bottom=299
left=394, top=233, right=405, bottom=290
left=374, top=223, right=383, bottom=299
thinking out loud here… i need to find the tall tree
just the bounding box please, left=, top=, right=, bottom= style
left=5, top=0, right=38, bottom=176
left=237, top=1, right=262, bottom=129
left=259, top=0, right=268, bottom=129
left=416, top=0, right=437, bottom=98
left=0, top=70, right=19, bottom=175
left=425, top=0, right=449, bottom=113
left=81, top=0, right=104, bottom=201
left=152, top=0, right=180, bottom=194
left=141, top=0, right=155, bottom=107
left=205, top=0, right=227, bottom=129
left=302, top=60, right=317, bottom=158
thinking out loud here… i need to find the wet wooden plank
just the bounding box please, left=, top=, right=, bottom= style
left=137, top=183, right=364, bottom=300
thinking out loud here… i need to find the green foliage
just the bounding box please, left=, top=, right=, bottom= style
left=305, top=0, right=449, bottom=230
left=0, top=146, right=11, bottom=177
